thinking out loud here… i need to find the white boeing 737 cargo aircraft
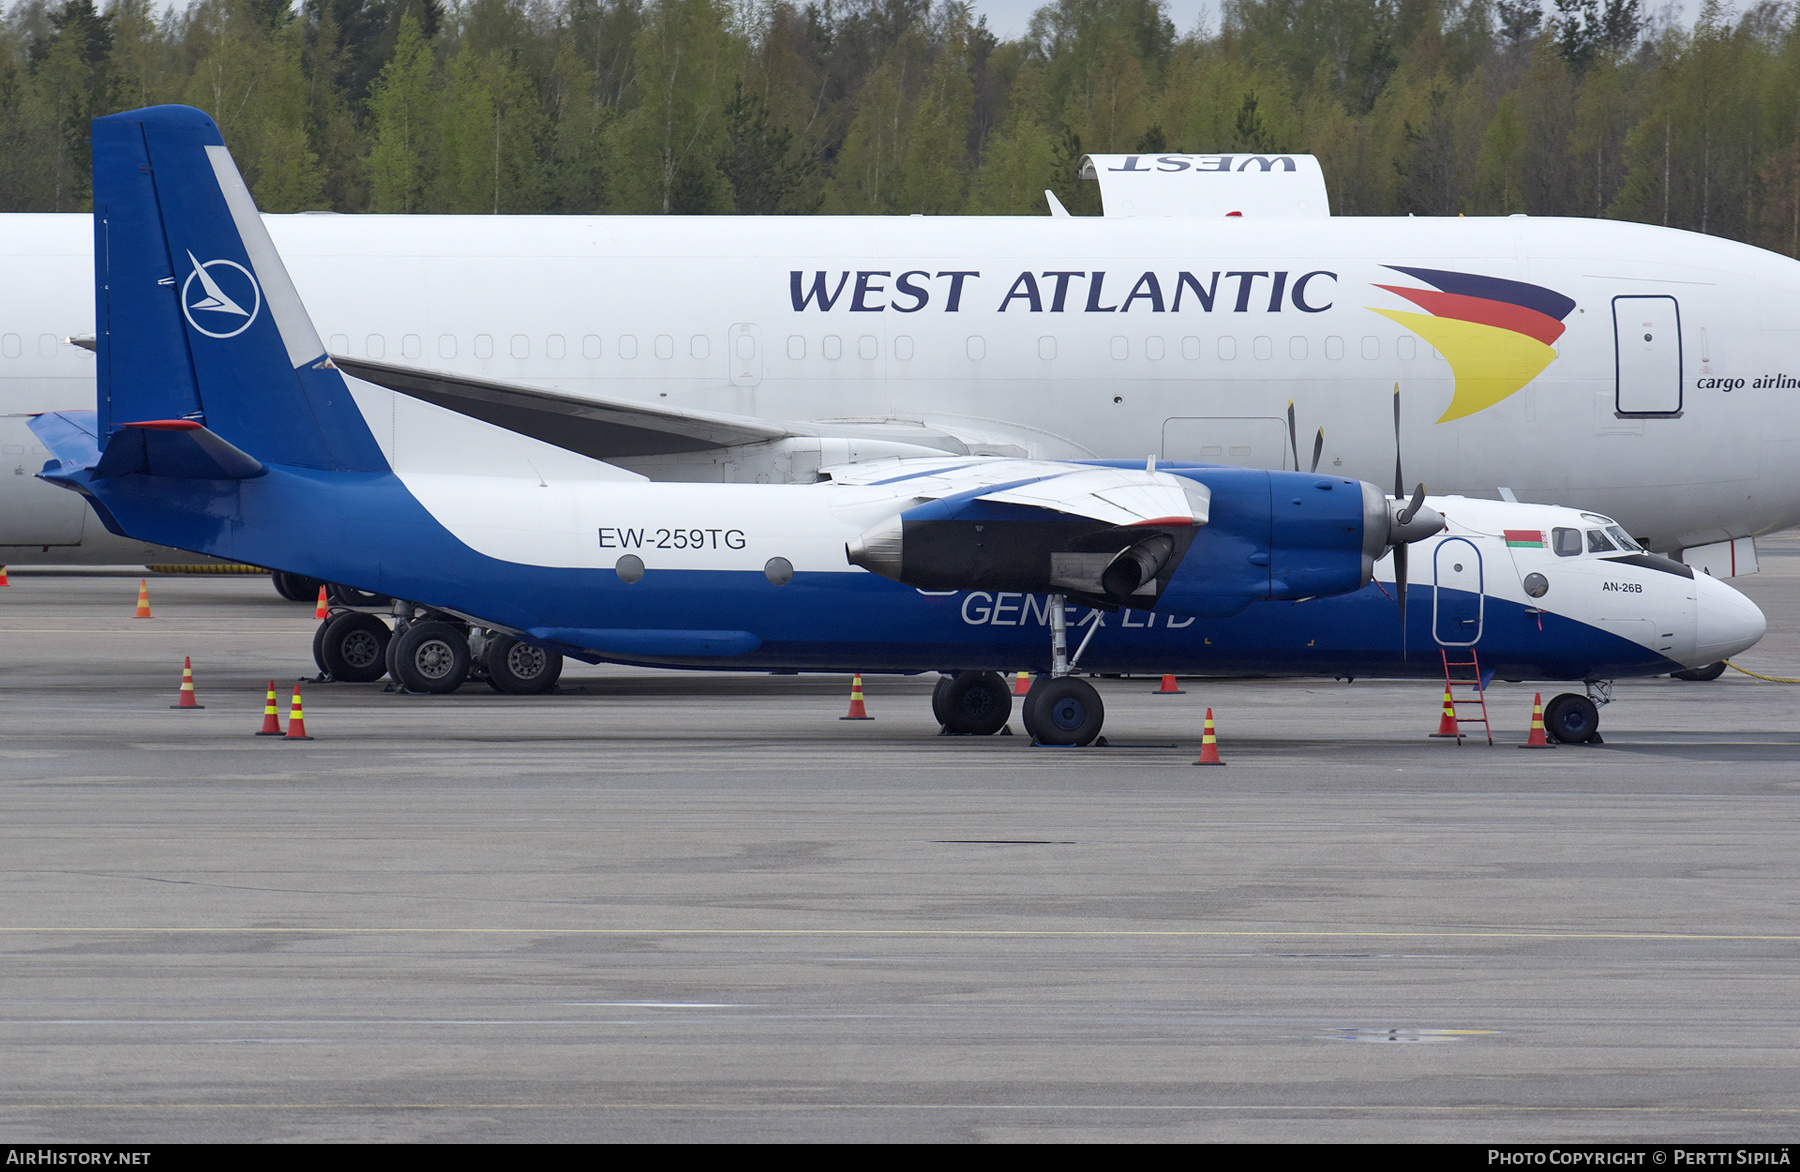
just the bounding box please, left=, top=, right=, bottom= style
left=3, top=153, right=1794, bottom=579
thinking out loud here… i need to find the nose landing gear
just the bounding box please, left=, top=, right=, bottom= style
left=1542, top=680, right=1611, bottom=744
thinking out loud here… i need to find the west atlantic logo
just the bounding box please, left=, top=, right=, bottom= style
left=181, top=250, right=261, bottom=339
left=1370, top=266, right=1575, bottom=423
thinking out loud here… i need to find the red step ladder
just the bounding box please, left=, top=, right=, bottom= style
left=1438, top=649, right=1493, bottom=745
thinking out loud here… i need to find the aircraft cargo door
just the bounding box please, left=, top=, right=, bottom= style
left=1433, top=537, right=1484, bottom=646
left=1614, top=296, right=1682, bottom=415
left=1161, top=417, right=1289, bottom=469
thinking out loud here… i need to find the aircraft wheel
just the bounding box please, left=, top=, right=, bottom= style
left=1671, top=661, right=1727, bottom=681
left=319, top=612, right=392, bottom=683
left=312, top=618, right=331, bottom=676
left=485, top=634, right=563, bottom=695
left=390, top=621, right=470, bottom=694
left=930, top=675, right=955, bottom=725
left=933, top=671, right=1012, bottom=736
left=1543, top=693, right=1601, bottom=744
left=272, top=571, right=324, bottom=601
left=1023, top=675, right=1105, bottom=746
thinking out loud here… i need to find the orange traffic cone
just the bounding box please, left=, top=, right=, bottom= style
left=314, top=586, right=329, bottom=620
left=1520, top=692, right=1554, bottom=749
left=255, top=680, right=283, bottom=736
left=1154, top=673, right=1185, bottom=695
left=170, top=656, right=204, bottom=709
left=1193, top=708, right=1226, bottom=765
left=0, top=565, right=9, bottom=586
left=1429, top=687, right=1459, bottom=738
left=134, top=578, right=151, bottom=619
left=840, top=672, right=873, bottom=720
left=1012, top=671, right=1031, bottom=696
left=283, top=684, right=314, bottom=740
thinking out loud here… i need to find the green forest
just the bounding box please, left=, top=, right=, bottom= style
left=5, top=0, right=1800, bottom=254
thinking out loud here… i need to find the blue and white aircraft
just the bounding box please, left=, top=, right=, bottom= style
left=29, top=107, right=1766, bottom=745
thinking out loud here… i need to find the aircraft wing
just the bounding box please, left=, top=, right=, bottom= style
left=828, top=457, right=1211, bottom=528
left=332, top=355, right=789, bottom=458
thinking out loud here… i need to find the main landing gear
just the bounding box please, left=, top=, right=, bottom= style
left=936, top=590, right=1101, bottom=748
left=1020, top=591, right=1107, bottom=747
left=309, top=599, right=562, bottom=695
left=934, top=593, right=1108, bottom=745
left=932, top=671, right=1013, bottom=736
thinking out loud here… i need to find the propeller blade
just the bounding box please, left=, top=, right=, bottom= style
left=1399, top=482, right=1427, bottom=525
left=1286, top=399, right=1299, bottom=471
left=1392, top=383, right=1404, bottom=500
left=1310, top=428, right=1324, bottom=475
left=1394, top=542, right=1409, bottom=658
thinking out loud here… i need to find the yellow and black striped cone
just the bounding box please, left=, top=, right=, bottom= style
left=840, top=672, right=873, bottom=720
left=1193, top=708, right=1226, bottom=765
left=255, top=679, right=283, bottom=736
left=171, top=656, right=204, bottom=709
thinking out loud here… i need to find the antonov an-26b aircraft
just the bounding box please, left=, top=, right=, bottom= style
left=2, top=138, right=1795, bottom=590
left=27, top=107, right=1768, bottom=746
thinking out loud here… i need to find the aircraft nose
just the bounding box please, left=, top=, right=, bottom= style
left=1690, top=571, right=1766, bottom=665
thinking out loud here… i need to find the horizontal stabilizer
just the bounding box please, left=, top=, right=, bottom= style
left=334, top=356, right=788, bottom=458
left=26, top=410, right=102, bottom=474
left=94, top=419, right=266, bottom=480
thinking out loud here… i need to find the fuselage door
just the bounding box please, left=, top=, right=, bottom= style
left=1613, top=295, right=1682, bottom=415
left=1433, top=537, right=1484, bottom=646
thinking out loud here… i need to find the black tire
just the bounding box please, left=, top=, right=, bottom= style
left=390, top=621, right=471, bottom=694
left=1023, top=675, right=1105, bottom=746
left=485, top=634, right=563, bottom=695
left=1543, top=693, right=1601, bottom=744
left=273, top=571, right=324, bottom=602
left=1671, top=661, right=1728, bottom=682
left=931, top=674, right=955, bottom=725
left=327, top=583, right=393, bottom=608
left=319, top=612, right=392, bottom=683
left=934, top=671, right=1012, bottom=735
left=312, top=618, right=331, bottom=676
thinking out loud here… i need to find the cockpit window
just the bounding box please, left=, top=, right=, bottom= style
left=1586, top=529, right=1618, bottom=553
left=1552, top=527, right=1582, bottom=557
left=1606, top=525, right=1643, bottom=552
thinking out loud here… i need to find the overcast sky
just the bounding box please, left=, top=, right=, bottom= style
left=971, top=0, right=1216, bottom=39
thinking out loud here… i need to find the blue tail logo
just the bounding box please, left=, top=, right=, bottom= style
left=181, top=251, right=260, bottom=337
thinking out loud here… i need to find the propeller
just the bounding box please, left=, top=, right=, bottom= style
left=1286, top=399, right=1325, bottom=474
left=1291, top=390, right=1436, bottom=653
left=1393, top=383, right=1405, bottom=499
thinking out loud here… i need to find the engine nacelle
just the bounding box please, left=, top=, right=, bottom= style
left=847, top=463, right=1412, bottom=616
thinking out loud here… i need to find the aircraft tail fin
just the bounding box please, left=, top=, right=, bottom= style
left=92, top=105, right=385, bottom=471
